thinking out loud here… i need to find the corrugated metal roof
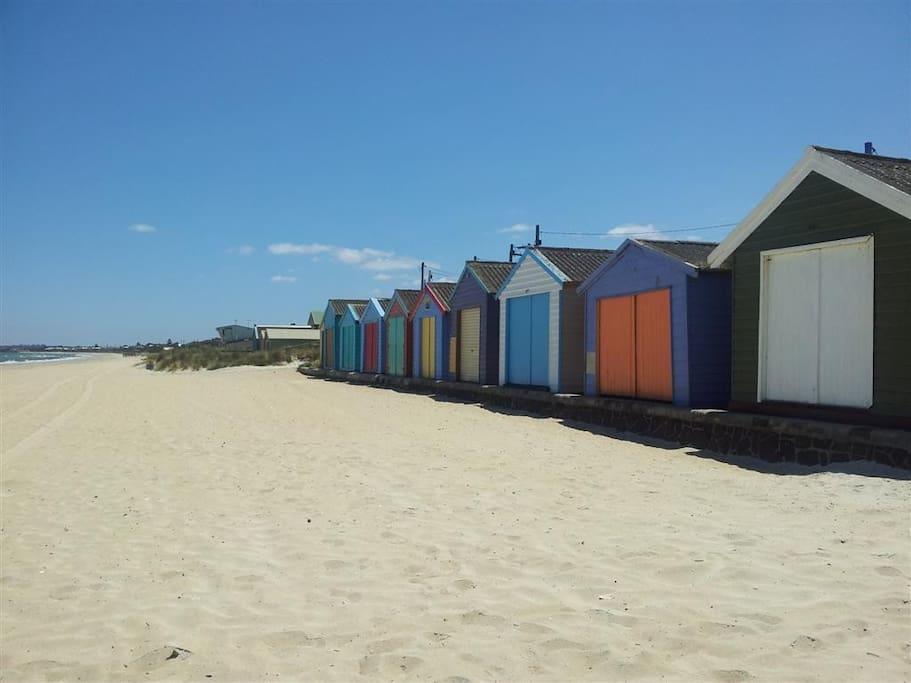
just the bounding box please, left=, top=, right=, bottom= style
left=634, top=239, right=721, bottom=269
left=427, top=281, right=456, bottom=309
left=328, top=299, right=368, bottom=315
left=393, top=289, right=422, bottom=313
left=377, top=298, right=392, bottom=312
left=351, top=303, right=367, bottom=317
left=814, top=146, right=911, bottom=195
left=535, top=246, right=614, bottom=282
left=466, top=260, right=514, bottom=293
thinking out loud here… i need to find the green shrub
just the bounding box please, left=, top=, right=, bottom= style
left=143, top=345, right=310, bottom=371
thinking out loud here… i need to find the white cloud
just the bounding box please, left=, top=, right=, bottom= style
left=605, top=223, right=668, bottom=240
left=271, top=275, right=297, bottom=283
left=373, top=273, right=393, bottom=281
left=129, top=223, right=156, bottom=233
left=268, top=242, right=332, bottom=255
left=227, top=245, right=255, bottom=255
left=497, top=223, right=532, bottom=234
left=270, top=241, right=435, bottom=274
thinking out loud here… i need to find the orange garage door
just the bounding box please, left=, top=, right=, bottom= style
left=597, top=288, right=672, bottom=402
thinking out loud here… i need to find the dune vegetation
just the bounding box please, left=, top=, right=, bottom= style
left=143, top=343, right=319, bottom=371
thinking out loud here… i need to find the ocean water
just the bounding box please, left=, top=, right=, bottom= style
left=0, top=351, right=79, bottom=364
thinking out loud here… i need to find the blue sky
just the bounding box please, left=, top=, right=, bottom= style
left=2, top=0, right=908, bottom=345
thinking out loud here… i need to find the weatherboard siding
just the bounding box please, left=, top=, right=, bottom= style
left=498, top=255, right=562, bottom=391
left=686, top=271, right=732, bottom=407
left=359, top=300, right=386, bottom=374
left=449, top=270, right=500, bottom=384
left=411, top=292, right=450, bottom=380
left=582, top=246, right=691, bottom=404
left=730, top=171, right=911, bottom=418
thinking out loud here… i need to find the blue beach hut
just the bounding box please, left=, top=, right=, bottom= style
left=578, top=239, right=731, bottom=406
left=411, top=282, right=456, bottom=380
left=496, top=247, right=613, bottom=393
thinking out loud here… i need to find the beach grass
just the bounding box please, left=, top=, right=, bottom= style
left=143, top=343, right=319, bottom=371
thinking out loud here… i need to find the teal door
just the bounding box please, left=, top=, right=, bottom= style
left=387, top=317, right=404, bottom=375
left=506, top=293, right=549, bottom=387
left=341, top=325, right=356, bottom=370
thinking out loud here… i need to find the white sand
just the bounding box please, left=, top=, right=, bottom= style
left=1, top=354, right=908, bottom=682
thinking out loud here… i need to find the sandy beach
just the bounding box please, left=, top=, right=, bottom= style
left=0, top=354, right=908, bottom=681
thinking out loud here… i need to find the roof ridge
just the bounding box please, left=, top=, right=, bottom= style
left=536, top=246, right=614, bottom=253
left=636, top=238, right=719, bottom=246
left=813, top=145, right=911, bottom=164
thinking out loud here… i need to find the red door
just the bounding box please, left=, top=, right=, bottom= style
left=363, top=323, right=377, bottom=372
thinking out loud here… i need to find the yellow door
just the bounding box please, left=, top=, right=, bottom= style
left=421, top=317, right=435, bottom=378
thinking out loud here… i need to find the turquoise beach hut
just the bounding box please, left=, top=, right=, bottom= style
left=338, top=302, right=367, bottom=372
left=321, top=299, right=367, bottom=370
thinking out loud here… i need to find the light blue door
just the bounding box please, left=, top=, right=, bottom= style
left=507, top=293, right=549, bottom=386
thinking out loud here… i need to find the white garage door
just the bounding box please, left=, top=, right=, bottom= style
left=761, top=236, right=873, bottom=408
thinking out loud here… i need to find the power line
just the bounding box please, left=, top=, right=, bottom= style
left=541, top=222, right=737, bottom=238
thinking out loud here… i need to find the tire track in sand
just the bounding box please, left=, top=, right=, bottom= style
left=1, top=364, right=119, bottom=466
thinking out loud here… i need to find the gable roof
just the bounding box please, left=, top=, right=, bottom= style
left=635, top=239, right=721, bottom=269
left=377, top=298, right=392, bottom=312
left=391, top=289, right=421, bottom=314
left=327, top=298, right=369, bottom=316
left=426, top=281, right=456, bottom=310
left=307, top=310, right=324, bottom=326
left=535, top=246, right=615, bottom=282
left=814, top=146, right=911, bottom=195
left=464, top=260, right=514, bottom=293
left=709, top=145, right=911, bottom=267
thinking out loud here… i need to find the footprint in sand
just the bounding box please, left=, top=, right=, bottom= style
left=262, top=630, right=325, bottom=650
left=714, top=670, right=755, bottom=682
left=460, top=610, right=507, bottom=628
left=366, top=637, right=411, bottom=655
left=452, top=578, right=476, bottom=591
left=790, top=635, right=823, bottom=651
left=127, top=646, right=192, bottom=672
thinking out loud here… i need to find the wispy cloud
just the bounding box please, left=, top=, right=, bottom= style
left=605, top=223, right=668, bottom=240
left=227, top=245, right=255, bottom=255
left=373, top=273, right=393, bottom=281
left=270, top=275, right=297, bottom=283
left=129, top=223, right=157, bottom=233
left=269, top=242, right=436, bottom=273
left=268, top=242, right=332, bottom=255
left=497, top=223, right=532, bottom=234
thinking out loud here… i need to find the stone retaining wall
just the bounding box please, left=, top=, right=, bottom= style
left=299, top=367, right=911, bottom=471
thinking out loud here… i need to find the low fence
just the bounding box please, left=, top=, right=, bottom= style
left=299, top=367, right=911, bottom=471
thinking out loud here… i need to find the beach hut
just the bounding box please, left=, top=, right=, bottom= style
left=496, top=247, right=613, bottom=393
left=338, top=303, right=367, bottom=372
left=321, top=299, right=368, bottom=370
left=385, top=289, right=421, bottom=376
left=307, top=310, right=324, bottom=328
left=448, top=260, right=513, bottom=384
left=359, top=297, right=391, bottom=374
left=411, top=282, right=456, bottom=380
left=578, top=239, right=731, bottom=406
left=707, top=145, right=911, bottom=424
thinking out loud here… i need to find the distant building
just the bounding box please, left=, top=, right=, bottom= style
left=256, top=324, right=320, bottom=350
left=216, top=324, right=255, bottom=344
left=307, top=310, right=324, bottom=327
